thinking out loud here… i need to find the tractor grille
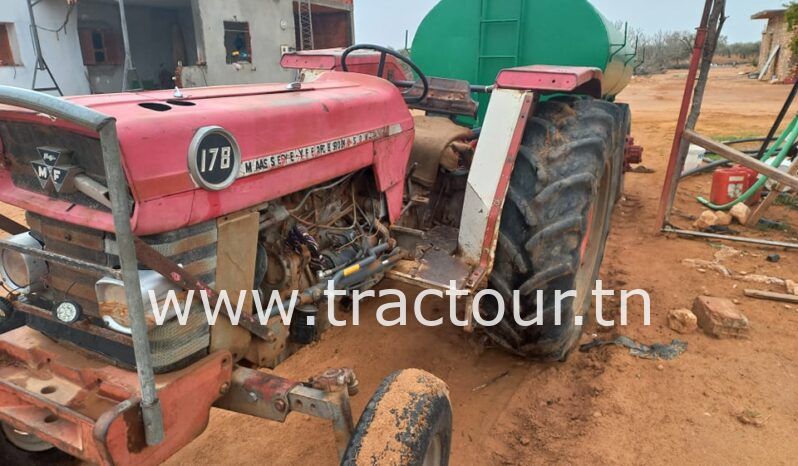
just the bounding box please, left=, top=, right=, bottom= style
left=24, top=213, right=218, bottom=373
left=27, top=212, right=218, bottom=317
left=0, top=120, right=109, bottom=210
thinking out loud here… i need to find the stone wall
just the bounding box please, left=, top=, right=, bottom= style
left=758, top=14, right=796, bottom=81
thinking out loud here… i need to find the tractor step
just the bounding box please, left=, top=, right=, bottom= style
left=0, top=327, right=231, bottom=465
left=387, top=225, right=473, bottom=290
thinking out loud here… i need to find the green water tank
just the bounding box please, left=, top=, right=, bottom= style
left=411, top=0, right=635, bottom=122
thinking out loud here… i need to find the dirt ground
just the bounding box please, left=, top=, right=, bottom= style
left=2, top=67, right=796, bottom=465
left=165, top=67, right=798, bottom=465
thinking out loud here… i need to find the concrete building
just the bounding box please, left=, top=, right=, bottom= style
left=752, top=9, right=796, bottom=82
left=0, top=0, right=354, bottom=95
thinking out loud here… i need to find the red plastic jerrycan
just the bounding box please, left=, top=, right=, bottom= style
left=710, top=166, right=760, bottom=205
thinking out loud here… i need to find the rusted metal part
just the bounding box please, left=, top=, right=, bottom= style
left=214, top=366, right=298, bottom=423
left=0, top=236, right=122, bottom=279
left=26, top=212, right=217, bottom=319
left=13, top=300, right=133, bottom=346
left=214, top=366, right=356, bottom=459
left=288, top=385, right=354, bottom=460
left=624, top=135, right=644, bottom=171
left=135, top=235, right=276, bottom=343
left=403, top=77, right=479, bottom=118
left=243, top=316, right=289, bottom=368
left=134, top=238, right=217, bottom=304
left=388, top=226, right=471, bottom=291
left=310, top=368, right=360, bottom=396
left=0, top=213, right=27, bottom=236
left=0, top=327, right=232, bottom=465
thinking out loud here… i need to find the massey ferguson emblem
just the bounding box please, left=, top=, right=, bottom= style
left=30, top=147, right=81, bottom=192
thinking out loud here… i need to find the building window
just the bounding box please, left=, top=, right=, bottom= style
left=78, top=28, right=123, bottom=66
left=0, top=24, right=18, bottom=66
left=224, top=22, right=252, bottom=64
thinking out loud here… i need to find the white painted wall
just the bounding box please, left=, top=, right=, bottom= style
left=0, top=0, right=91, bottom=95
left=77, top=1, right=199, bottom=94
left=182, top=0, right=296, bottom=87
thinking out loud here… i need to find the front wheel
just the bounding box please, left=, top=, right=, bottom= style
left=0, top=423, right=75, bottom=465
left=342, top=369, right=452, bottom=466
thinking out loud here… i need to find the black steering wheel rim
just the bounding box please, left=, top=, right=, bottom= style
left=340, top=44, right=430, bottom=104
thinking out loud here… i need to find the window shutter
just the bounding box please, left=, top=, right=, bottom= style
left=78, top=28, right=96, bottom=65
left=105, top=31, right=124, bottom=65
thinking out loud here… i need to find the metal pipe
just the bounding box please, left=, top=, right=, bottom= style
left=75, top=174, right=112, bottom=208
left=393, top=80, right=493, bottom=94
left=0, top=85, right=110, bottom=130
left=0, top=214, right=29, bottom=236
left=116, top=0, right=141, bottom=91
left=0, top=238, right=122, bottom=279
left=654, top=0, right=714, bottom=231
left=663, top=227, right=798, bottom=250
left=98, top=123, right=164, bottom=446
left=272, top=243, right=395, bottom=317
left=469, top=84, right=494, bottom=94
left=26, top=0, right=44, bottom=71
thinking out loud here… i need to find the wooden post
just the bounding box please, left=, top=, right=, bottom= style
left=747, top=157, right=798, bottom=225
left=682, top=130, right=798, bottom=190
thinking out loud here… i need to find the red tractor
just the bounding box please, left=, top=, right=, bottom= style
left=0, top=44, right=631, bottom=465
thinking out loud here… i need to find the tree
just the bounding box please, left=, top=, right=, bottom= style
left=786, top=2, right=798, bottom=56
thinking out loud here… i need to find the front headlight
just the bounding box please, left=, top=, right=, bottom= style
left=96, top=270, right=182, bottom=334
left=0, top=233, right=47, bottom=293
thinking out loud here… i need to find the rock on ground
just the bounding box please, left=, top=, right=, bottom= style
left=715, top=211, right=733, bottom=226
left=694, top=210, right=718, bottom=230
left=730, top=203, right=751, bottom=225
left=692, top=296, right=750, bottom=339
left=668, top=309, right=698, bottom=334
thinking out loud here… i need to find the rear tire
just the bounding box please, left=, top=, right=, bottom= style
left=484, top=98, right=625, bottom=361
left=342, top=369, right=451, bottom=466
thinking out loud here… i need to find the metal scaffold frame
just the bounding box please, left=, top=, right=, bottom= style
left=298, top=0, right=315, bottom=51
left=27, top=0, right=63, bottom=95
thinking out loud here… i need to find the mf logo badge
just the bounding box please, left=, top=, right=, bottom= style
left=30, top=147, right=81, bottom=193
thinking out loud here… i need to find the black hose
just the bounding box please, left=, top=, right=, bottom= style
left=755, top=78, right=798, bottom=161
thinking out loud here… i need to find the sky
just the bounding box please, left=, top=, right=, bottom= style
left=353, top=0, right=786, bottom=49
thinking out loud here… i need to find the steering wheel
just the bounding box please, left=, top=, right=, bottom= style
left=341, top=44, right=430, bottom=104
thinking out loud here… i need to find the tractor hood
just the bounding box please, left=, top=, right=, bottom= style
left=0, top=72, right=414, bottom=235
